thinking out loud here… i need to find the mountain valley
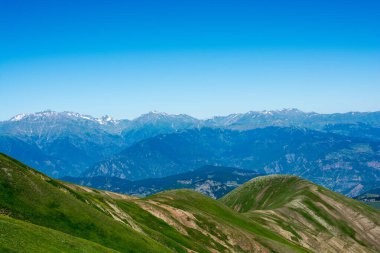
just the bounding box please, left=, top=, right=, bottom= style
left=63, top=165, right=262, bottom=199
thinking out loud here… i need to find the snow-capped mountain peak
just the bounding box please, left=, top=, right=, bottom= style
left=10, top=113, right=28, bottom=121
left=151, top=110, right=167, bottom=115
left=97, top=115, right=118, bottom=125
left=9, top=110, right=59, bottom=121
left=7, top=110, right=119, bottom=125
left=101, top=115, right=114, bottom=122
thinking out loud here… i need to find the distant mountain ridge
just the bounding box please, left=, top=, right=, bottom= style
left=85, top=127, right=380, bottom=196
left=0, top=111, right=128, bottom=177
left=1, top=108, right=380, bottom=181
left=9, top=110, right=119, bottom=125
left=355, top=187, right=380, bottom=210
left=62, top=165, right=263, bottom=199
left=206, top=109, right=380, bottom=130
left=5, top=108, right=380, bottom=129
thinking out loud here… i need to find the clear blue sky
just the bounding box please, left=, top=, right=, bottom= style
left=1, top=0, right=379, bottom=120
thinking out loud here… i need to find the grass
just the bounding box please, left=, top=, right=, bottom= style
left=220, top=175, right=306, bottom=211
left=1, top=153, right=379, bottom=253
left=147, top=189, right=311, bottom=252
left=115, top=200, right=211, bottom=253
left=221, top=174, right=380, bottom=252
left=0, top=215, right=118, bottom=253
left=0, top=153, right=171, bottom=253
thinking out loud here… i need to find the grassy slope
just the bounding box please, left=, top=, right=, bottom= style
left=0, top=153, right=171, bottom=253
left=145, top=189, right=311, bottom=253
left=220, top=175, right=380, bottom=252
left=65, top=183, right=309, bottom=252
left=1, top=152, right=380, bottom=253
left=0, top=153, right=310, bottom=252
left=0, top=215, right=118, bottom=253
left=62, top=184, right=207, bottom=253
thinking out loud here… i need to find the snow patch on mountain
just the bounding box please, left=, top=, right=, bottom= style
left=10, top=113, right=27, bottom=121
left=8, top=110, right=119, bottom=126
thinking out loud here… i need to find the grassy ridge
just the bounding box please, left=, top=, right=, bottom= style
left=0, top=153, right=171, bottom=253
left=147, top=189, right=311, bottom=252
left=220, top=175, right=304, bottom=211
left=1, top=153, right=379, bottom=252
left=221, top=175, right=380, bottom=252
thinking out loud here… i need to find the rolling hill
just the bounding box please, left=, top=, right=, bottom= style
left=1, top=153, right=380, bottom=252
left=220, top=175, right=380, bottom=252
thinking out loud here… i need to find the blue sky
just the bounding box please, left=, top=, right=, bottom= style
left=1, top=0, right=379, bottom=120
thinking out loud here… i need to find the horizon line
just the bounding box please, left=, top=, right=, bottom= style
left=3, top=108, right=380, bottom=122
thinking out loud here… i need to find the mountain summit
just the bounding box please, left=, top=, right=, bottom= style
left=8, top=110, right=120, bottom=126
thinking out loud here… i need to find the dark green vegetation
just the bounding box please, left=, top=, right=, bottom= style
left=0, top=153, right=170, bottom=253
left=0, top=215, right=118, bottom=253
left=355, top=187, right=380, bottom=210
left=63, top=165, right=262, bottom=198
left=1, top=153, right=380, bottom=252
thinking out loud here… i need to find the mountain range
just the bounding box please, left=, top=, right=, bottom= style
left=1, top=109, right=380, bottom=197
left=1, top=153, right=380, bottom=252
left=63, top=165, right=262, bottom=199
left=86, top=127, right=380, bottom=196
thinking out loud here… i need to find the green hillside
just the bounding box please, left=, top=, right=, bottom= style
left=1, top=153, right=379, bottom=252
left=0, top=215, right=118, bottom=253
left=0, top=153, right=170, bottom=253
left=221, top=175, right=380, bottom=252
